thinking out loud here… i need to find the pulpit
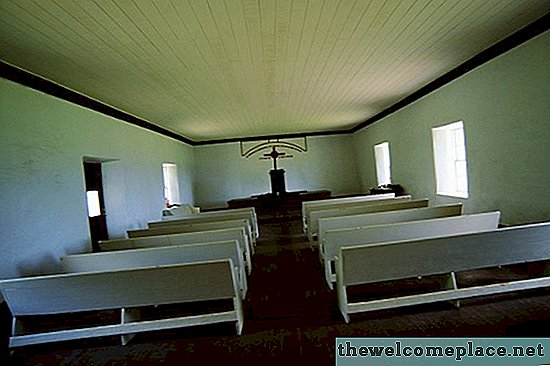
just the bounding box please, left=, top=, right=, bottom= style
left=227, top=145, right=331, bottom=215
left=269, top=169, right=286, bottom=195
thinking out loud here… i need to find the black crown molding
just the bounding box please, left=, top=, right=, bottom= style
left=350, top=12, right=550, bottom=133
left=1, top=12, right=548, bottom=146
left=192, top=129, right=351, bottom=146
left=0, top=62, right=194, bottom=146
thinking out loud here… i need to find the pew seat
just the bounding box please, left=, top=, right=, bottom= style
left=0, top=260, right=244, bottom=348
left=336, top=222, right=550, bottom=322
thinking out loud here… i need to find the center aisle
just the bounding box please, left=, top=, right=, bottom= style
left=243, top=213, right=337, bottom=331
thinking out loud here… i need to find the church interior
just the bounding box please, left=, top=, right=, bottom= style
left=1, top=1, right=549, bottom=364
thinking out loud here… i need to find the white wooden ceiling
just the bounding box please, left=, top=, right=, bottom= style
left=1, top=1, right=548, bottom=143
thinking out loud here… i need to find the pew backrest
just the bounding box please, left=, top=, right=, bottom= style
left=302, top=193, right=396, bottom=232
left=128, top=218, right=252, bottom=246
left=302, top=193, right=395, bottom=217
left=61, top=240, right=248, bottom=298
left=151, top=207, right=259, bottom=238
left=0, top=260, right=235, bottom=316
left=318, top=203, right=463, bottom=249
left=308, top=198, right=426, bottom=241
left=323, top=211, right=501, bottom=288
left=336, top=222, right=550, bottom=321
left=340, top=222, right=550, bottom=286
left=99, top=227, right=252, bottom=274
left=0, top=259, right=244, bottom=347
left=325, top=211, right=500, bottom=260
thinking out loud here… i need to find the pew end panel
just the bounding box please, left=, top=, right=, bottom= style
left=0, top=260, right=244, bottom=348
left=336, top=222, right=550, bottom=322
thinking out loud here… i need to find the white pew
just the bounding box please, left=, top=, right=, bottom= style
left=99, top=227, right=253, bottom=275
left=322, top=212, right=501, bottom=289
left=308, top=197, right=424, bottom=242
left=152, top=207, right=259, bottom=239
left=318, top=203, right=463, bottom=260
left=336, top=222, right=550, bottom=322
left=302, top=193, right=396, bottom=234
left=302, top=193, right=395, bottom=222
left=62, top=240, right=248, bottom=299
left=0, top=260, right=244, bottom=348
left=128, top=219, right=255, bottom=254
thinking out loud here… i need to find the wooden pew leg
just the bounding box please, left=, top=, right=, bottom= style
left=12, top=317, right=25, bottom=337
left=233, top=295, right=244, bottom=335
left=318, top=243, right=325, bottom=263
left=230, top=265, right=244, bottom=335
left=10, top=316, right=31, bottom=347
left=120, top=308, right=142, bottom=345
left=242, top=239, right=253, bottom=276
left=337, top=284, right=350, bottom=323
left=238, top=266, right=248, bottom=299
left=325, top=260, right=334, bottom=290
left=441, top=272, right=460, bottom=308
left=335, top=257, right=350, bottom=323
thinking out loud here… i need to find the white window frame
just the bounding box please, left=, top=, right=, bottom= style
left=432, top=121, right=469, bottom=198
left=162, top=163, right=181, bottom=206
left=374, top=141, right=392, bottom=186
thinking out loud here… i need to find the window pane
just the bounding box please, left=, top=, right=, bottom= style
left=454, top=128, right=466, bottom=161
left=86, top=190, right=101, bottom=217
left=374, top=142, right=391, bottom=186
left=455, top=160, right=468, bottom=192
left=162, top=163, right=181, bottom=206
left=432, top=121, right=468, bottom=198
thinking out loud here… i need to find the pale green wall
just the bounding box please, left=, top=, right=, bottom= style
left=353, top=31, right=550, bottom=225
left=0, top=78, right=195, bottom=279
left=1, top=30, right=548, bottom=282
left=193, top=135, right=362, bottom=209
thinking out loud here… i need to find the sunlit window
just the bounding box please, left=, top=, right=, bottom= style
left=432, top=121, right=469, bottom=198
left=374, top=141, right=391, bottom=186
left=86, top=190, right=101, bottom=217
left=162, top=163, right=180, bottom=207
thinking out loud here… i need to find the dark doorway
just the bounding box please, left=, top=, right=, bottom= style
left=83, top=161, right=109, bottom=251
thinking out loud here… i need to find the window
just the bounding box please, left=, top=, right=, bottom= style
left=162, top=163, right=180, bottom=207
left=432, top=121, right=469, bottom=198
left=374, top=141, right=391, bottom=186
left=86, top=190, right=101, bottom=217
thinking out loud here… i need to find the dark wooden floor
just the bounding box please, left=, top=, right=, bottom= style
left=2, top=210, right=549, bottom=365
